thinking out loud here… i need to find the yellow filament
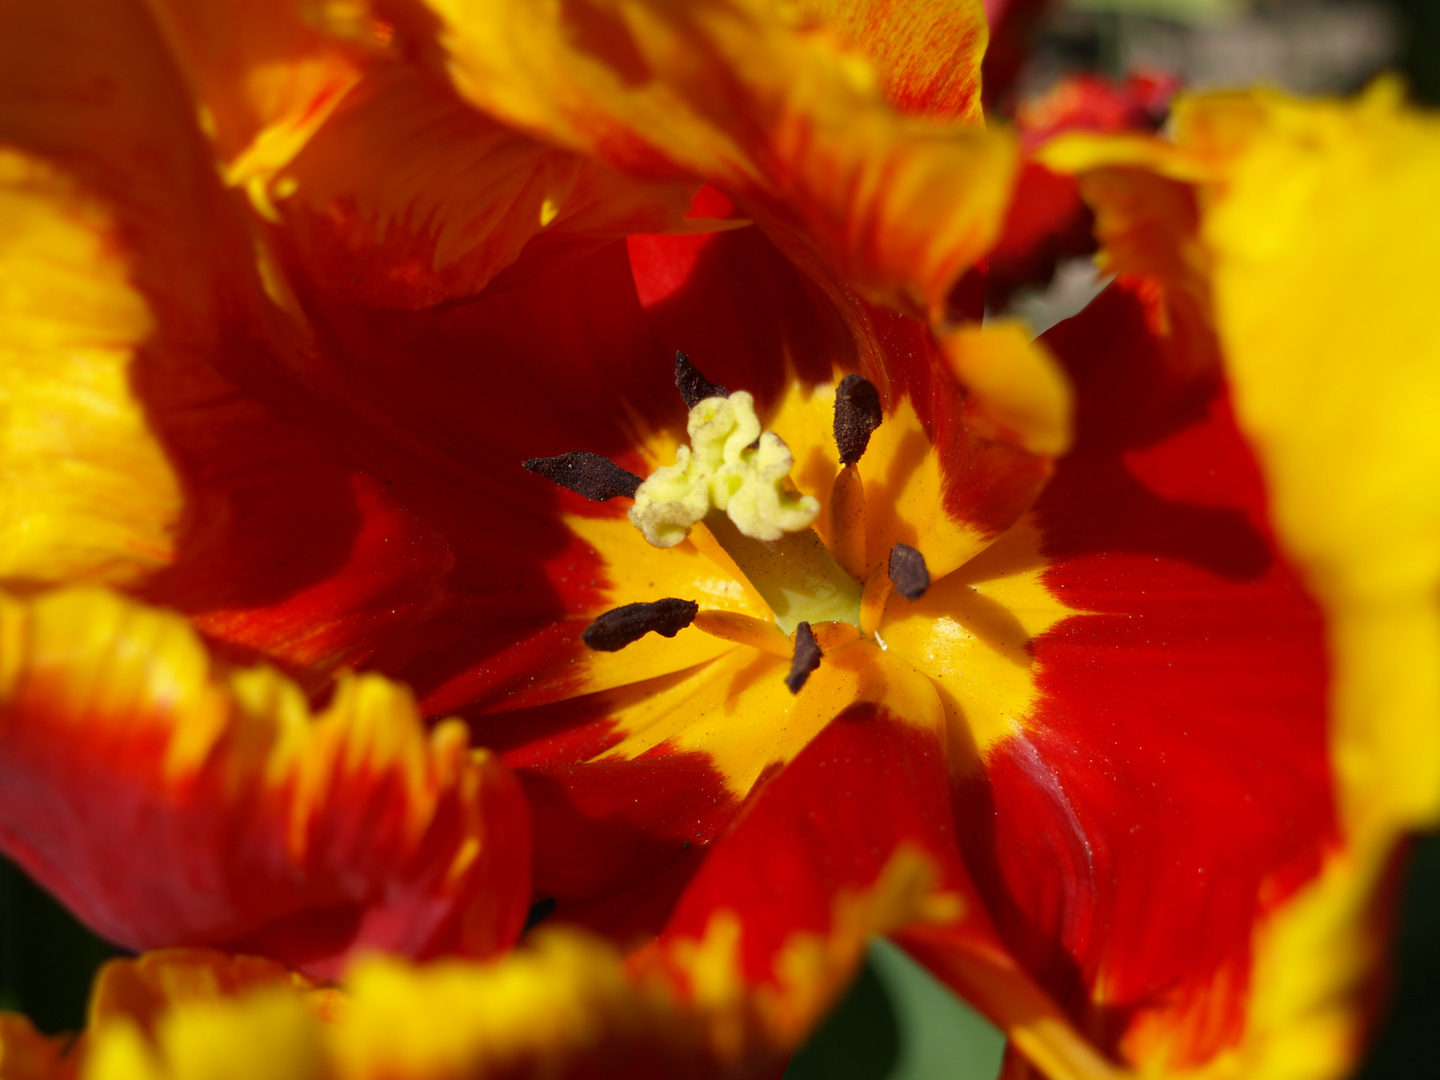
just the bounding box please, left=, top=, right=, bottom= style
left=692, top=611, right=793, bottom=657
left=828, top=465, right=866, bottom=580
left=860, top=563, right=894, bottom=637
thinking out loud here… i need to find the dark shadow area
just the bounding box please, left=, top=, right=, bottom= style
left=785, top=953, right=901, bottom=1080
left=1390, top=0, right=1440, bottom=104
left=0, top=855, right=123, bottom=1034
left=1357, top=832, right=1440, bottom=1079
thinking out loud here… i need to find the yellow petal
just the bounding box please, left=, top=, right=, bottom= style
left=935, top=321, right=1073, bottom=457
left=0, top=151, right=180, bottom=586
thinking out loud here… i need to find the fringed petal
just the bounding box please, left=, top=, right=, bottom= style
left=0, top=588, right=530, bottom=978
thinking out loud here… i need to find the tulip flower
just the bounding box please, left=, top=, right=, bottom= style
left=0, top=2, right=1435, bottom=1079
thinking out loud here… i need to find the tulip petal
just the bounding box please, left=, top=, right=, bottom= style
left=788, top=0, right=988, bottom=121
left=143, top=0, right=374, bottom=212
left=0, top=1014, right=74, bottom=1080
left=0, top=151, right=180, bottom=588
left=0, top=588, right=530, bottom=977
left=272, top=63, right=697, bottom=309
left=401, top=0, right=1016, bottom=318
left=935, top=284, right=1352, bottom=1074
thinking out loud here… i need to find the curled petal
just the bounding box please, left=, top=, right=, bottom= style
left=0, top=588, right=530, bottom=977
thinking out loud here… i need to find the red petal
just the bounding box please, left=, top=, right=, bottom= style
left=952, top=285, right=1336, bottom=1065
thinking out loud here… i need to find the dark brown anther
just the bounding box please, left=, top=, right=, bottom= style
left=833, top=374, right=883, bottom=466
left=675, top=351, right=729, bottom=408
left=582, top=598, right=699, bottom=652
left=888, top=543, right=929, bottom=601
left=523, top=452, right=643, bottom=501
left=785, top=621, right=822, bottom=694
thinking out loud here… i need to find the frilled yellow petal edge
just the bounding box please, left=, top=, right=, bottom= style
left=0, top=586, right=530, bottom=975
left=0, top=150, right=180, bottom=587
left=1, top=846, right=956, bottom=1080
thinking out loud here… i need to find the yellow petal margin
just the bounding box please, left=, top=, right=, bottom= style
left=0, top=151, right=181, bottom=588
left=1041, top=83, right=1440, bottom=1080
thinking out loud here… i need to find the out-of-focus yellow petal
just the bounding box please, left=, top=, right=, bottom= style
left=0, top=152, right=181, bottom=587
left=935, top=322, right=1073, bottom=457
left=84, top=990, right=323, bottom=1080
left=1041, top=83, right=1440, bottom=832
left=403, top=0, right=1015, bottom=319
left=68, top=845, right=956, bottom=1080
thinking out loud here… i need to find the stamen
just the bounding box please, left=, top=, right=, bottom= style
left=785, top=621, right=822, bottom=694
left=582, top=598, right=699, bottom=651
left=859, top=562, right=893, bottom=637
left=828, top=465, right=866, bottom=580
left=833, top=374, right=883, bottom=466
left=692, top=610, right=793, bottom=657
left=888, top=543, right=930, bottom=601
left=524, top=452, right=642, bottom=501
left=675, top=351, right=729, bottom=408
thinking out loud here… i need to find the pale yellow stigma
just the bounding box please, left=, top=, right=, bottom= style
left=629, top=391, right=820, bottom=548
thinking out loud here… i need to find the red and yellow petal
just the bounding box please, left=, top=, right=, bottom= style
left=393, top=0, right=1015, bottom=321
left=143, top=0, right=378, bottom=215
left=925, top=282, right=1348, bottom=1077
left=270, top=61, right=697, bottom=310
left=0, top=587, right=530, bottom=977
left=1023, top=88, right=1440, bottom=1073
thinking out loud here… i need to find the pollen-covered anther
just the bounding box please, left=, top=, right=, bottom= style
left=581, top=598, right=699, bottom=651
left=833, top=374, right=883, bottom=466
left=785, top=621, right=822, bottom=694
left=523, top=452, right=642, bottom=501
left=628, top=390, right=820, bottom=548
left=674, top=351, right=729, bottom=408
left=889, top=543, right=930, bottom=601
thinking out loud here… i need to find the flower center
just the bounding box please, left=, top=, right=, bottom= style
left=523, top=353, right=929, bottom=693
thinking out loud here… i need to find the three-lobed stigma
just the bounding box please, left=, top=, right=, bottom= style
left=627, top=390, right=820, bottom=548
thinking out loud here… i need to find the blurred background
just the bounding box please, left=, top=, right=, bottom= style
left=2, top=1, right=1437, bottom=1077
